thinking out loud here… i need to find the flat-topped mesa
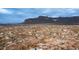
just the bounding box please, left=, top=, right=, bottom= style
left=23, top=16, right=57, bottom=24
left=23, top=16, right=79, bottom=24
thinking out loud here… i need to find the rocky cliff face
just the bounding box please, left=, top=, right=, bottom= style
left=23, top=16, right=79, bottom=25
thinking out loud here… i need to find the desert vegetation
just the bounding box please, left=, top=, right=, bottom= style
left=0, top=24, right=79, bottom=50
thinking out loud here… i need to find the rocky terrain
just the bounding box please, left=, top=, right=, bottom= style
left=0, top=16, right=79, bottom=50
left=0, top=24, right=79, bottom=50
left=23, top=16, right=79, bottom=25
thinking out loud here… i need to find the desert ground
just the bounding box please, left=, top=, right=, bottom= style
left=0, top=24, right=79, bottom=50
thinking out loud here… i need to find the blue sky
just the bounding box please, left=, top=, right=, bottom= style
left=0, top=8, right=79, bottom=23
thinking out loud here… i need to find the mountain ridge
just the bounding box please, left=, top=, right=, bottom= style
left=23, top=16, right=79, bottom=25
left=1, top=16, right=79, bottom=25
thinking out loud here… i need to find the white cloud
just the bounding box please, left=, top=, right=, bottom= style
left=40, top=9, right=76, bottom=15
left=34, top=8, right=52, bottom=14
left=41, top=8, right=79, bottom=17
left=17, top=12, right=25, bottom=15
left=67, top=9, right=76, bottom=13
left=0, top=8, right=12, bottom=14
left=42, top=9, right=52, bottom=13
left=59, top=9, right=76, bottom=14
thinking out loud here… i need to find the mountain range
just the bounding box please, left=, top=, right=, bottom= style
left=1, top=16, right=79, bottom=25
left=23, top=16, right=79, bottom=25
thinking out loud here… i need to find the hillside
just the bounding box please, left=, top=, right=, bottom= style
left=23, top=16, right=79, bottom=25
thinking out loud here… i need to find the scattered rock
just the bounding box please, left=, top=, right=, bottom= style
left=0, top=25, right=79, bottom=50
